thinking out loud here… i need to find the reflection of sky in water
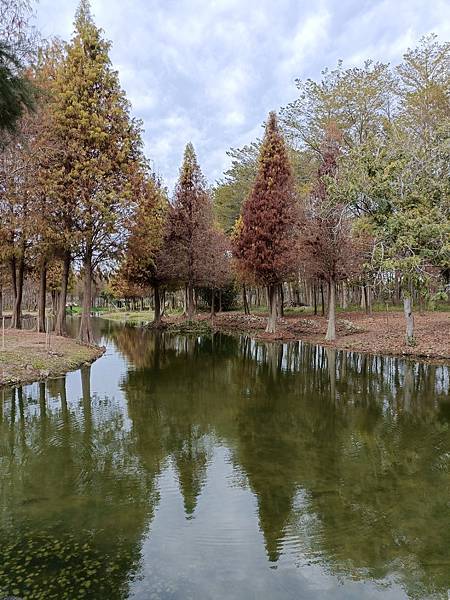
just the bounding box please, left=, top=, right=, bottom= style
left=130, top=446, right=409, bottom=600
left=1, top=320, right=449, bottom=600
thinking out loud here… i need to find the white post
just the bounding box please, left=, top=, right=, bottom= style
left=2, top=316, right=4, bottom=351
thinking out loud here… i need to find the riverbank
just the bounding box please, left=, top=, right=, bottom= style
left=0, top=329, right=105, bottom=387
left=211, top=311, right=450, bottom=363
left=98, top=308, right=449, bottom=363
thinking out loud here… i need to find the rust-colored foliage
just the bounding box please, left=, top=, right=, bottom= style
left=164, top=143, right=231, bottom=316
left=167, top=143, right=216, bottom=286
left=233, top=112, right=298, bottom=287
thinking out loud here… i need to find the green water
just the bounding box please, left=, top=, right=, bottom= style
left=0, top=319, right=449, bottom=600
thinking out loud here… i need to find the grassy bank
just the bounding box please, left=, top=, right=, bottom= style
left=0, top=329, right=105, bottom=388
left=100, top=310, right=156, bottom=323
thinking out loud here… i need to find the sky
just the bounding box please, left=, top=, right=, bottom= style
left=35, top=0, right=450, bottom=191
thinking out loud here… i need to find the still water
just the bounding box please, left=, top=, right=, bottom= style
left=0, top=318, right=449, bottom=600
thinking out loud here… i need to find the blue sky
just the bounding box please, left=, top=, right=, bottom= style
left=35, top=0, right=450, bottom=189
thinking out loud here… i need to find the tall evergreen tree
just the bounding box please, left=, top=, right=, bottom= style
left=53, top=0, right=142, bottom=343
left=168, top=143, right=216, bottom=319
left=114, top=174, right=169, bottom=325
left=234, top=112, right=298, bottom=333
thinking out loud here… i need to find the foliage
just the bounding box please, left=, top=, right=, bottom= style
left=213, top=142, right=259, bottom=233
left=51, top=0, right=143, bottom=341
left=234, top=112, right=298, bottom=287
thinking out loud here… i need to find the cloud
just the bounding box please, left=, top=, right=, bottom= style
left=35, top=0, right=450, bottom=191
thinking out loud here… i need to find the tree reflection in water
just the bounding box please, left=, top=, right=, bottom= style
left=0, top=320, right=449, bottom=599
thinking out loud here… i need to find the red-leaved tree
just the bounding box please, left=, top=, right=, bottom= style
left=233, top=112, right=298, bottom=333
left=167, top=143, right=219, bottom=319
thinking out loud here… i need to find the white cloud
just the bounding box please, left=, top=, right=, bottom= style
left=35, top=0, right=450, bottom=191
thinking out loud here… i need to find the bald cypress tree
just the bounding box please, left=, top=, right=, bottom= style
left=234, top=112, right=298, bottom=333
left=169, top=143, right=216, bottom=319
left=53, top=0, right=141, bottom=343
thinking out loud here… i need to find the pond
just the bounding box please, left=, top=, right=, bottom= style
left=0, top=318, right=449, bottom=600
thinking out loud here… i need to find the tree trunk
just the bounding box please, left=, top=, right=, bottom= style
left=186, top=282, right=195, bottom=319
left=363, top=284, right=371, bottom=315
left=9, top=256, right=17, bottom=301
left=183, top=284, right=188, bottom=316
left=403, top=296, right=415, bottom=346
left=360, top=284, right=366, bottom=311
left=219, top=289, right=222, bottom=312
left=153, top=283, right=161, bottom=325
left=210, top=287, right=215, bottom=318
left=79, top=249, right=94, bottom=344
left=265, top=284, right=278, bottom=334
left=55, top=250, right=71, bottom=336
left=394, top=271, right=401, bottom=306
left=320, top=282, right=325, bottom=316
left=51, top=289, right=59, bottom=317
left=0, top=284, right=2, bottom=319
left=278, top=283, right=284, bottom=317
left=341, top=282, right=348, bottom=310
left=243, top=284, right=250, bottom=315
left=11, top=252, right=24, bottom=329
left=313, top=283, right=317, bottom=315
left=325, top=279, right=336, bottom=342
left=37, top=258, right=47, bottom=333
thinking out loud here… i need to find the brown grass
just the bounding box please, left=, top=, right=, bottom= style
left=0, top=329, right=104, bottom=387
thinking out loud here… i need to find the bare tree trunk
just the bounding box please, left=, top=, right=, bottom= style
left=360, top=284, right=366, bottom=311
left=51, top=289, right=59, bottom=317
left=243, top=284, right=250, bottom=315
left=341, top=282, right=348, bottom=310
left=219, top=289, right=222, bottom=312
left=210, top=287, right=215, bottom=318
left=0, top=284, right=3, bottom=319
left=153, top=283, right=162, bottom=325
left=9, top=256, right=17, bottom=301
left=186, top=282, right=195, bottom=319
left=362, top=283, right=371, bottom=315
left=55, top=250, right=71, bottom=336
left=278, top=283, right=284, bottom=317
left=37, top=258, right=47, bottom=333
left=79, top=249, right=94, bottom=344
left=395, top=271, right=401, bottom=306
left=265, top=284, right=278, bottom=334
left=403, top=296, right=415, bottom=346
left=325, top=279, right=336, bottom=342
left=11, top=252, right=24, bottom=329
left=313, top=283, right=317, bottom=315
left=320, top=282, right=325, bottom=316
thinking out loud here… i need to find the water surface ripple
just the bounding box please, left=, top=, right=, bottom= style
left=0, top=318, right=449, bottom=599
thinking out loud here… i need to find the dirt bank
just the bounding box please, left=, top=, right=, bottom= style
left=210, top=310, right=450, bottom=363
left=0, top=329, right=105, bottom=387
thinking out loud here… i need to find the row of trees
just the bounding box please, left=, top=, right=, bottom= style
left=1, top=1, right=147, bottom=342
left=1, top=0, right=448, bottom=345
left=0, top=0, right=231, bottom=342
left=216, top=34, right=449, bottom=342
